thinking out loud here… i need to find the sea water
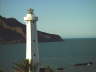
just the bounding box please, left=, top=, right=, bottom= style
left=0, top=38, right=96, bottom=72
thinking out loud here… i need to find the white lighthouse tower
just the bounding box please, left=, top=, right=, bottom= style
left=24, top=8, right=39, bottom=72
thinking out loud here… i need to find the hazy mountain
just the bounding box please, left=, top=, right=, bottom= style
left=0, top=16, right=63, bottom=43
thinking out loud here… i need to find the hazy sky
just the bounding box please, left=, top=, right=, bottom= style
left=0, top=0, right=96, bottom=38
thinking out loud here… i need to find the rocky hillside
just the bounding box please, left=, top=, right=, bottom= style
left=0, top=16, right=63, bottom=43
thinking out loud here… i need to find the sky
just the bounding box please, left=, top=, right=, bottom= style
left=0, top=0, right=96, bottom=38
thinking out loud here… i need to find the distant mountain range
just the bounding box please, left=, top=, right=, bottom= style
left=0, top=16, right=63, bottom=43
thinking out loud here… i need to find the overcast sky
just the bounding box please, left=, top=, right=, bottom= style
left=0, top=0, right=96, bottom=38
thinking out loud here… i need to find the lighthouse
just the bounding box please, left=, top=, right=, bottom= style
left=24, top=8, right=39, bottom=72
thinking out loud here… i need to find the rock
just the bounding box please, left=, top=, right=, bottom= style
left=0, top=16, right=64, bottom=43
left=74, top=61, right=93, bottom=67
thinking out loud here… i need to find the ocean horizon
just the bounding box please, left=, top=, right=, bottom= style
left=0, top=38, right=96, bottom=72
